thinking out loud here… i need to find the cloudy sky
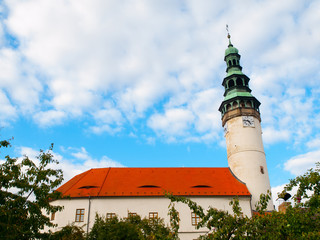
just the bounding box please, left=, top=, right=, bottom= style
left=1, top=0, right=320, bottom=206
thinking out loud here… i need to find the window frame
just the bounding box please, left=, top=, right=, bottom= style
left=75, top=209, right=85, bottom=222
left=191, top=212, right=201, bottom=226
left=128, top=212, right=137, bottom=218
left=106, top=212, right=116, bottom=219
left=50, top=211, right=55, bottom=221
left=149, top=212, right=158, bottom=219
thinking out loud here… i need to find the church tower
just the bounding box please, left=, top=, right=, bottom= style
left=219, top=33, right=274, bottom=211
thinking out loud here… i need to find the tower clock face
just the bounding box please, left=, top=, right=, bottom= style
left=242, top=116, right=255, bottom=127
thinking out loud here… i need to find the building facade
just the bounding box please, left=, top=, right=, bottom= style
left=49, top=168, right=252, bottom=239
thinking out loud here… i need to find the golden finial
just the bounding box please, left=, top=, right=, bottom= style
left=226, top=24, right=232, bottom=46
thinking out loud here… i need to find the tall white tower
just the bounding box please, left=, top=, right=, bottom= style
left=218, top=34, right=274, bottom=211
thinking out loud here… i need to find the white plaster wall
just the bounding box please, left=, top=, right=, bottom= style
left=225, top=116, right=273, bottom=211
left=48, top=196, right=252, bottom=240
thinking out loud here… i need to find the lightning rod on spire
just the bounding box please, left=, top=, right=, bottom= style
left=226, top=24, right=232, bottom=46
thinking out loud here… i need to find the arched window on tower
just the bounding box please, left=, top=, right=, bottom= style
left=228, top=60, right=232, bottom=66
left=232, top=101, right=238, bottom=108
left=228, top=80, right=235, bottom=88
left=246, top=101, right=252, bottom=108
left=240, top=101, right=245, bottom=108
left=226, top=104, right=232, bottom=111
left=244, top=79, right=249, bottom=86
left=236, top=78, right=243, bottom=86
left=232, top=59, right=236, bottom=65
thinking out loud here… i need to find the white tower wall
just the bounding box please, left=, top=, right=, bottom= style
left=225, top=115, right=274, bottom=211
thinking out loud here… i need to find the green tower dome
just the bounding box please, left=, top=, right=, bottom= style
left=225, top=44, right=239, bottom=56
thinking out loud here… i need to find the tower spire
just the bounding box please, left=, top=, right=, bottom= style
left=226, top=24, right=233, bottom=47
left=219, top=33, right=261, bottom=126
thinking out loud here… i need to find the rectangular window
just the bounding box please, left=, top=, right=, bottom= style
left=75, top=209, right=85, bottom=222
left=149, top=212, right=158, bottom=219
left=106, top=213, right=116, bottom=219
left=51, top=211, right=55, bottom=221
left=191, top=212, right=201, bottom=226
left=128, top=212, right=137, bottom=218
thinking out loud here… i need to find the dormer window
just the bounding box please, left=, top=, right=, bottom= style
left=78, top=185, right=99, bottom=189
left=191, top=185, right=212, bottom=188
left=138, top=185, right=160, bottom=188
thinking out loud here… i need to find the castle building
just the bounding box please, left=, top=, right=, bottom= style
left=48, top=36, right=273, bottom=239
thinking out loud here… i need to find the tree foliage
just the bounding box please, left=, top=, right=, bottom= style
left=46, top=224, right=85, bottom=240
left=283, top=162, right=320, bottom=209
left=168, top=162, right=320, bottom=239
left=0, top=139, right=64, bottom=240
left=87, top=213, right=175, bottom=240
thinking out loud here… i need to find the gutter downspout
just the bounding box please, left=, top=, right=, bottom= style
left=86, top=196, right=91, bottom=235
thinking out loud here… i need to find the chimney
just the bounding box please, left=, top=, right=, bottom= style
left=278, top=202, right=291, bottom=213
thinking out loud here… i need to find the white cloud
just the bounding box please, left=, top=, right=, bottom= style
left=284, top=150, right=320, bottom=176
left=18, top=145, right=123, bottom=184
left=271, top=184, right=299, bottom=211
left=59, top=146, right=124, bottom=183
left=0, top=48, right=42, bottom=115
left=148, top=108, right=195, bottom=140
left=271, top=184, right=286, bottom=210
left=33, top=110, right=67, bottom=127
left=306, top=137, right=320, bottom=149
left=262, top=127, right=290, bottom=144
left=0, top=90, right=17, bottom=125
left=0, top=0, right=319, bottom=145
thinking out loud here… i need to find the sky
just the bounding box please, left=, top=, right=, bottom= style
left=0, top=0, right=320, bottom=207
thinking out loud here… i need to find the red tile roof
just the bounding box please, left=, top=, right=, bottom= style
left=56, top=167, right=251, bottom=198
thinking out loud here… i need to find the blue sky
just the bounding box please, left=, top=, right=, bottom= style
left=1, top=0, right=320, bottom=206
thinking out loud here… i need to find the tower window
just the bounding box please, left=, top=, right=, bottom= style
left=232, top=101, right=238, bottom=108
left=228, top=60, right=232, bottom=66
left=260, top=166, right=264, bottom=174
left=228, top=80, right=235, bottom=88
left=240, top=101, right=245, bottom=108
left=244, top=79, right=248, bottom=86
left=236, top=78, right=243, bottom=86
left=232, top=59, right=236, bottom=65
left=226, top=104, right=232, bottom=111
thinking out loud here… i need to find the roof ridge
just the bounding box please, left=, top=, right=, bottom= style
left=97, top=167, right=111, bottom=196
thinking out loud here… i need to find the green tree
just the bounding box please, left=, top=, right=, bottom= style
left=0, top=139, right=64, bottom=240
left=47, top=224, right=85, bottom=240
left=168, top=162, right=320, bottom=239
left=87, top=213, right=176, bottom=240
left=283, top=162, right=320, bottom=209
